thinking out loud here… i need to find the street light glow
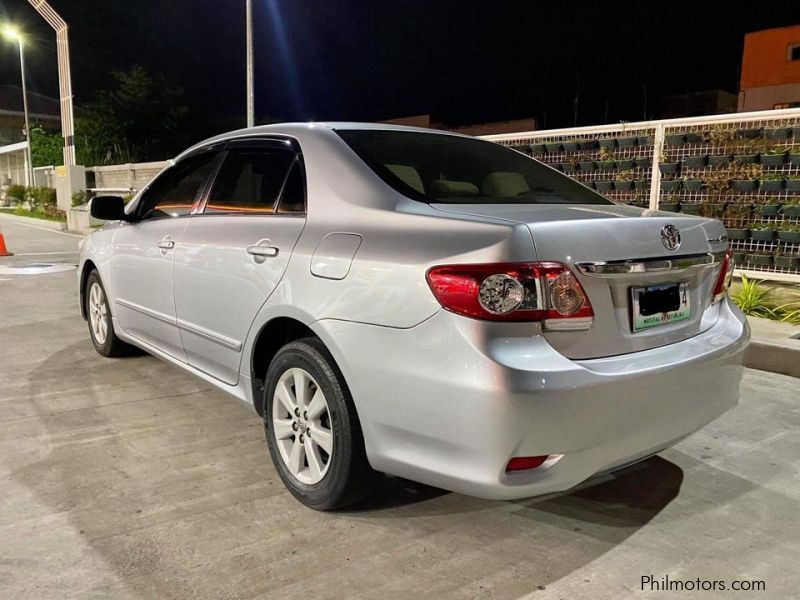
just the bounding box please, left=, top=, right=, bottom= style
left=1, top=24, right=22, bottom=42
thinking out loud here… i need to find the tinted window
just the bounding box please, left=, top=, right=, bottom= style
left=138, top=153, right=219, bottom=220
left=336, top=129, right=611, bottom=205
left=205, top=149, right=294, bottom=214
left=276, top=160, right=305, bottom=214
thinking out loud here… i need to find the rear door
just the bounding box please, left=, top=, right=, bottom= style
left=172, top=139, right=307, bottom=384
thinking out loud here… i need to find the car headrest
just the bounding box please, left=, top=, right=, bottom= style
left=386, top=164, right=425, bottom=195
left=481, top=172, right=530, bottom=197
left=429, top=180, right=480, bottom=198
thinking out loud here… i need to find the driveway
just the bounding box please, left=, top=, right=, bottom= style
left=1, top=222, right=798, bottom=599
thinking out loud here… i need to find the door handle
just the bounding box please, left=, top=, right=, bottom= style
left=157, top=240, right=175, bottom=250
left=247, top=245, right=279, bottom=258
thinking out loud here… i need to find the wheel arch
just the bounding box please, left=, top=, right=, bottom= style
left=250, top=316, right=317, bottom=417
left=79, top=259, right=98, bottom=320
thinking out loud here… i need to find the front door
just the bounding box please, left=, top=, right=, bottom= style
left=111, top=151, right=220, bottom=359
left=173, top=141, right=307, bottom=384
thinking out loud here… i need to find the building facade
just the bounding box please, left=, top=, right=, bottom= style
left=738, top=25, right=800, bottom=112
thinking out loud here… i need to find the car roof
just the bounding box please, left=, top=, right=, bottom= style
left=177, top=122, right=470, bottom=160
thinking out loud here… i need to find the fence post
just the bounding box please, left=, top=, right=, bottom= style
left=649, top=123, right=665, bottom=211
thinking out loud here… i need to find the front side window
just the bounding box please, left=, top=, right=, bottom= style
left=137, top=152, right=219, bottom=220
left=336, top=129, right=611, bottom=205
left=205, top=149, right=295, bottom=214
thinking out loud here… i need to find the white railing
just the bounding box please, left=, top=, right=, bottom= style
left=88, top=160, right=169, bottom=193
left=481, top=108, right=800, bottom=283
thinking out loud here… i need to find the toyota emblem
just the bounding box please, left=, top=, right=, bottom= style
left=661, top=224, right=681, bottom=251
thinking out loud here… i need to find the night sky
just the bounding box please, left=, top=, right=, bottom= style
left=1, top=0, right=800, bottom=134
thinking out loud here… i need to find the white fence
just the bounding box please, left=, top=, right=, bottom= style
left=482, top=107, right=800, bottom=283
left=89, top=161, right=168, bottom=194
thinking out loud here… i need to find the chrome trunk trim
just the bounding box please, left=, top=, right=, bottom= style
left=575, top=251, right=725, bottom=277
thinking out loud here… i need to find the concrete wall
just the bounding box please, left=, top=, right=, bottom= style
left=739, top=82, right=800, bottom=112
left=739, top=25, right=800, bottom=111
left=741, top=25, right=800, bottom=89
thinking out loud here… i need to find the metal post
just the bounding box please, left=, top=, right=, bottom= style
left=246, top=0, right=255, bottom=127
left=18, top=38, right=34, bottom=187
left=27, top=0, right=76, bottom=166
left=649, top=123, right=665, bottom=211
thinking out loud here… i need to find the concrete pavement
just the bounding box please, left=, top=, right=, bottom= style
left=1, top=221, right=799, bottom=599
left=0, top=215, right=82, bottom=265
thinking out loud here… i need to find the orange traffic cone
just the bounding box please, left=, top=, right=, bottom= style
left=0, top=226, right=13, bottom=257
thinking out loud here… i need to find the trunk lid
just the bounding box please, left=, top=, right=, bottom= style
left=431, top=203, right=728, bottom=359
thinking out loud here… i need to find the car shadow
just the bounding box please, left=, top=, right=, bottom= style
left=509, top=456, right=684, bottom=529
left=344, top=454, right=683, bottom=525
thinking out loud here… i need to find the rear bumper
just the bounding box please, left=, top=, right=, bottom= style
left=313, top=297, right=749, bottom=500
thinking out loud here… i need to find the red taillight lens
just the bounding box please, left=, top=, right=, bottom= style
left=425, top=262, right=594, bottom=326
left=712, top=247, right=734, bottom=302
left=506, top=456, right=550, bottom=472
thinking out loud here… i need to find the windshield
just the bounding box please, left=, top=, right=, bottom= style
left=336, top=129, right=612, bottom=205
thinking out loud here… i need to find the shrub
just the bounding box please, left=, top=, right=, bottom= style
left=731, top=275, right=777, bottom=318
left=25, top=186, right=57, bottom=209
left=776, top=286, right=800, bottom=325
left=7, top=184, right=27, bottom=204
left=72, top=190, right=92, bottom=207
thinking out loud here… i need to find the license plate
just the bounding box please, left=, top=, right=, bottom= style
left=631, top=282, right=690, bottom=332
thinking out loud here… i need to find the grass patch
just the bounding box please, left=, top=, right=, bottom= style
left=11, top=206, right=67, bottom=223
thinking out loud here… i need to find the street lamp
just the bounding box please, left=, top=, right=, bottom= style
left=246, top=0, right=254, bottom=127
left=1, top=24, right=35, bottom=187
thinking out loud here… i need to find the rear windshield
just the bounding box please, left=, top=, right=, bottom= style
left=336, top=129, right=612, bottom=205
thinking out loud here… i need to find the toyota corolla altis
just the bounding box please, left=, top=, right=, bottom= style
left=80, top=123, right=749, bottom=510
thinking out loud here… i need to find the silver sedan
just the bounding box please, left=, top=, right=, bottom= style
left=80, top=123, right=749, bottom=510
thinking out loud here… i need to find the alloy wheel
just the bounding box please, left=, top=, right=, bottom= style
left=88, top=282, right=108, bottom=345
left=271, top=367, right=334, bottom=485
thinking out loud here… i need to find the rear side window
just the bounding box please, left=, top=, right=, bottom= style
left=137, top=152, right=219, bottom=220
left=276, top=160, right=305, bottom=214
left=336, top=129, right=611, bottom=205
left=205, top=149, right=295, bottom=214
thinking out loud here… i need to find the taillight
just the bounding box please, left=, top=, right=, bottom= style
left=712, top=247, right=734, bottom=303
left=425, top=262, right=594, bottom=330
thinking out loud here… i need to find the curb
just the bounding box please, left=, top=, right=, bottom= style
left=0, top=211, right=67, bottom=231
left=744, top=316, right=800, bottom=379
left=745, top=341, right=800, bottom=379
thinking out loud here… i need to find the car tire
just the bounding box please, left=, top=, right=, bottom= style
left=264, top=337, right=376, bottom=510
left=85, top=270, right=136, bottom=357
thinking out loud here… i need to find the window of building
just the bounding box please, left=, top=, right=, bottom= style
left=774, top=101, right=800, bottom=109
left=789, top=43, right=800, bottom=61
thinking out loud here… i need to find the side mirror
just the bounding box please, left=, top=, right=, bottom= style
left=90, top=195, right=131, bottom=221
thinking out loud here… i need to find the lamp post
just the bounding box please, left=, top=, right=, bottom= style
left=26, top=0, right=76, bottom=167
left=246, top=0, right=255, bottom=127
left=27, top=0, right=85, bottom=216
left=2, top=25, right=35, bottom=187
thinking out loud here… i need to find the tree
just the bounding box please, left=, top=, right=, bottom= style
left=31, top=66, right=189, bottom=167
left=74, top=66, right=189, bottom=165
left=30, top=123, right=64, bottom=168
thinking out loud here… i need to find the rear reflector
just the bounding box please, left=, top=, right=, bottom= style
left=506, top=455, right=550, bottom=472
